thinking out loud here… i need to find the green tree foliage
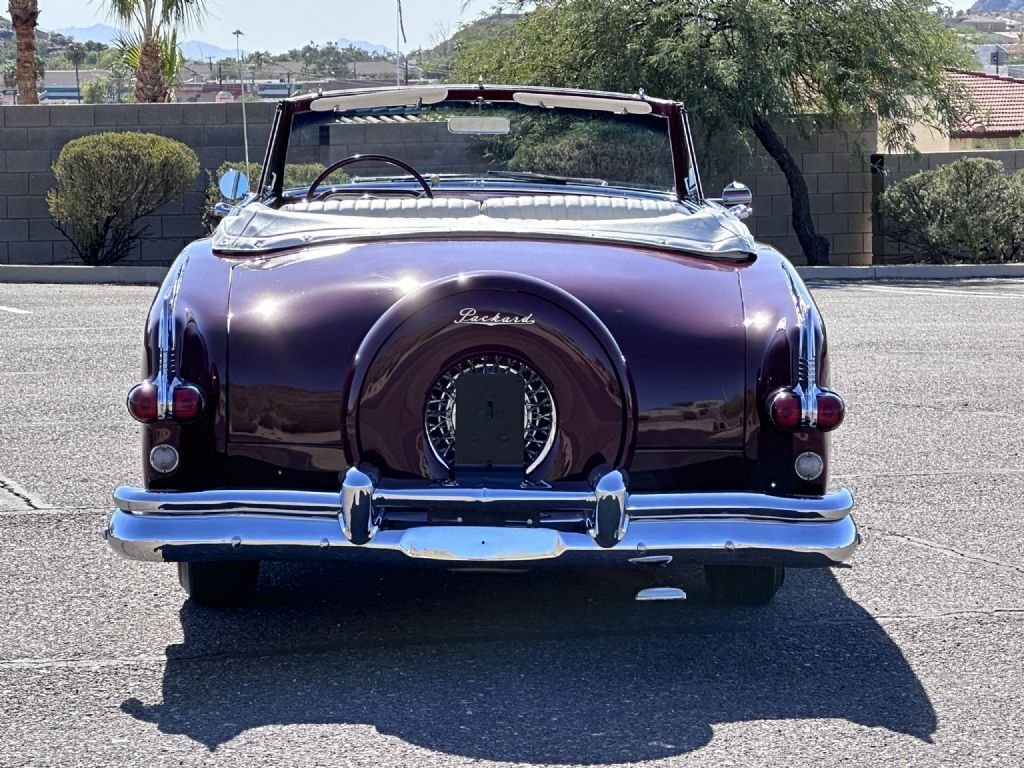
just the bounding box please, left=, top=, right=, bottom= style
left=48, top=132, right=199, bottom=264
left=80, top=76, right=111, bottom=103
left=487, top=113, right=675, bottom=189
left=879, top=157, right=1024, bottom=263
left=451, top=0, right=973, bottom=265
left=281, top=41, right=388, bottom=78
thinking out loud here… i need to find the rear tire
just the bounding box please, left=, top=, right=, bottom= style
left=177, top=561, right=260, bottom=607
left=704, top=564, right=785, bottom=605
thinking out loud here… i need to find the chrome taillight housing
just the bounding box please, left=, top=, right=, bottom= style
left=126, top=381, right=204, bottom=423
left=767, top=387, right=845, bottom=431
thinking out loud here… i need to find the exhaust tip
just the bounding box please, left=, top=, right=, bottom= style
left=635, top=586, right=687, bottom=602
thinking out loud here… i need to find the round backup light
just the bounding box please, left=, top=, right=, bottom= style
left=149, top=444, right=180, bottom=474
left=794, top=451, right=824, bottom=481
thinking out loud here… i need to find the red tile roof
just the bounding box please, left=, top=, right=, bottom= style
left=947, top=68, right=1024, bottom=137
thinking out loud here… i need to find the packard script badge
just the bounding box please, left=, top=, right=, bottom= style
left=454, top=308, right=536, bottom=327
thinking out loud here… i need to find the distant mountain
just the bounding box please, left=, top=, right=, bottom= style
left=52, top=23, right=120, bottom=44
left=45, top=24, right=388, bottom=59
left=335, top=38, right=391, bottom=55
left=180, top=40, right=247, bottom=61
left=970, top=0, right=1024, bottom=10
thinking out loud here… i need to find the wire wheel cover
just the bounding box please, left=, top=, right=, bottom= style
left=425, top=355, right=556, bottom=473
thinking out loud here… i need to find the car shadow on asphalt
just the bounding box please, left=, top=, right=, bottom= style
left=121, top=563, right=936, bottom=761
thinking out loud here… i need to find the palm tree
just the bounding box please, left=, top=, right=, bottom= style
left=67, top=42, right=87, bottom=102
left=116, top=28, right=184, bottom=100
left=7, top=0, right=40, bottom=104
left=247, top=50, right=267, bottom=77
left=102, top=0, right=205, bottom=102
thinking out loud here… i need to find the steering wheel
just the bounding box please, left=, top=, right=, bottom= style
left=305, top=154, right=433, bottom=202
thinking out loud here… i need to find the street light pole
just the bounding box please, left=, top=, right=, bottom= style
left=395, top=0, right=409, bottom=86
left=233, top=29, right=250, bottom=180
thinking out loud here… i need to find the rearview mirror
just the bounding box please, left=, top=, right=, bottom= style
left=219, top=169, right=250, bottom=200
left=447, top=116, right=511, bottom=136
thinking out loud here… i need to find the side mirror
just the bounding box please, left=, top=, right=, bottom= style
left=219, top=169, right=250, bottom=201
left=719, top=180, right=752, bottom=220
left=212, top=169, right=251, bottom=220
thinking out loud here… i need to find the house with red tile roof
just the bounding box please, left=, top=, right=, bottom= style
left=915, top=68, right=1024, bottom=150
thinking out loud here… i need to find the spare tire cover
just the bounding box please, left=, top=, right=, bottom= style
left=344, top=272, right=634, bottom=482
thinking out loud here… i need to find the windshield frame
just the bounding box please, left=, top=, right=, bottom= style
left=259, top=84, right=699, bottom=205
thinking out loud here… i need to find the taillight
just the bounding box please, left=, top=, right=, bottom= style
left=126, top=382, right=158, bottom=423
left=815, top=391, right=845, bottom=431
left=172, top=385, right=204, bottom=421
left=126, top=382, right=204, bottom=422
left=767, top=389, right=801, bottom=429
left=767, top=388, right=845, bottom=431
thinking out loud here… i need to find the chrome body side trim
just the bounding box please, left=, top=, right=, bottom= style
left=105, top=508, right=859, bottom=567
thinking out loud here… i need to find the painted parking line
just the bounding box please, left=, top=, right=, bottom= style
left=0, top=305, right=32, bottom=315
left=845, top=285, right=1024, bottom=300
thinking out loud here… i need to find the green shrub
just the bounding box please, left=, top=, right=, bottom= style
left=486, top=114, right=675, bottom=190
left=879, top=157, right=1024, bottom=263
left=202, top=160, right=333, bottom=233
left=47, top=132, right=199, bottom=265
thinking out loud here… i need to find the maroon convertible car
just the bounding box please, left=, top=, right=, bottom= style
left=106, top=85, right=857, bottom=607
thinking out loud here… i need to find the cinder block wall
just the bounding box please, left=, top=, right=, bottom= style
left=871, top=149, right=1024, bottom=263
left=0, top=104, right=876, bottom=266
left=0, top=103, right=275, bottom=265
left=701, top=117, right=877, bottom=266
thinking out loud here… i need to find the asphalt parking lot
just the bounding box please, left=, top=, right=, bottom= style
left=1, top=278, right=1023, bottom=767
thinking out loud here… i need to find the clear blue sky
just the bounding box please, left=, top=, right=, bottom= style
left=37, top=0, right=983, bottom=54
left=38, top=0, right=493, bottom=52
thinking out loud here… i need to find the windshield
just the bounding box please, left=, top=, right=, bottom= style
left=283, top=98, right=676, bottom=195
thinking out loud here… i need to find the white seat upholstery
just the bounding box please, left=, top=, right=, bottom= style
left=481, top=195, right=680, bottom=220
left=283, top=198, right=482, bottom=217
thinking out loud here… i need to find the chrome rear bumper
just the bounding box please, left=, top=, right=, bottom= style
left=107, top=476, right=858, bottom=568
